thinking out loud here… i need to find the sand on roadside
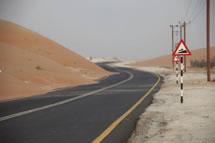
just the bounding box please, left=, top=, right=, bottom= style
left=128, top=66, right=215, bottom=143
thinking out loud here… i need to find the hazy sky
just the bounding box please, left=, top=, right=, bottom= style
left=0, top=0, right=214, bottom=60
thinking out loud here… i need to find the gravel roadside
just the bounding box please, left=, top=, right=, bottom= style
left=128, top=67, right=215, bottom=143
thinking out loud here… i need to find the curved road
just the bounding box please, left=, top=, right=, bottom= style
left=0, top=65, right=161, bottom=143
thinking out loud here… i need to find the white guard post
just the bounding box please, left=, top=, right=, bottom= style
left=175, top=61, right=179, bottom=84
left=180, top=56, right=184, bottom=103
left=173, top=39, right=191, bottom=103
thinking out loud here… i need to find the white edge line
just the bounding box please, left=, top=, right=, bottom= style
left=0, top=69, right=134, bottom=122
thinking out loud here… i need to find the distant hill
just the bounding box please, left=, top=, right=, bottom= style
left=133, top=48, right=215, bottom=68
left=0, top=19, right=110, bottom=101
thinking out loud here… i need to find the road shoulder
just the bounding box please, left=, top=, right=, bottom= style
left=128, top=66, right=215, bottom=143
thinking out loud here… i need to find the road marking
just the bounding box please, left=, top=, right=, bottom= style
left=92, top=73, right=160, bottom=143
left=0, top=70, right=134, bottom=122
left=107, top=89, right=147, bottom=92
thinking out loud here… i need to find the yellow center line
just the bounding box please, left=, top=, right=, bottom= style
left=92, top=73, right=161, bottom=143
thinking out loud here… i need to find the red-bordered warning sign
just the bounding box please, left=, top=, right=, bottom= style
left=173, top=39, right=191, bottom=56
left=173, top=56, right=180, bottom=62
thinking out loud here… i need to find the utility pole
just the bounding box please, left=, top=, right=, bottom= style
left=178, top=22, right=184, bottom=74
left=183, top=21, right=187, bottom=72
left=179, top=22, right=183, bottom=40
left=183, top=22, right=186, bottom=43
left=206, top=0, right=211, bottom=81
left=170, top=25, right=178, bottom=71
left=179, top=21, right=189, bottom=72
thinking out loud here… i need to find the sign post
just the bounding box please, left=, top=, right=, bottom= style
left=174, top=56, right=180, bottom=84
left=180, top=56, right=184, bottom=103
left=172, top=39, right=191, bottom=103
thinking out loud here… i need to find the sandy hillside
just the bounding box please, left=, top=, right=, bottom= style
left=0, top=19, right=110, bottom=101
left=134, top=48, right=215, bottom=68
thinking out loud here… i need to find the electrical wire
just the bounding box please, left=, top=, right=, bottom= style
left=190, top=0, right=206, bottom=23
left=184, top=0, right=193, bottom=21
left=186, top=0, right=201, bottom=21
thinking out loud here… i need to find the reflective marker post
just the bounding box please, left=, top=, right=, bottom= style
left=175, top=61, right=179, bottom=84
left=180, top=56, right=184, bottom=103
left=172, top=39, right=191, bottom=103
left=174, top=56, right=180, bottom=85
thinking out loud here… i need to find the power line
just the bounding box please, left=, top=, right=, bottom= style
left=187, top=0, right=202, bottom=22
left=184, top=0, right=193, bottom=21
left=190, top=0, right=206, bottom=23
left=187, top=0, right=201, bottom=20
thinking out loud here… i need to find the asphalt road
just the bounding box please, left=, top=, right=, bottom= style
left=0, top=64, right=162, bottom=143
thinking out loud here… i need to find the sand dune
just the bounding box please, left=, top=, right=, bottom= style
left=0, top=19, right=107, bottom=72
left=0, top=19, right=110, bottom=101
left=134, top=48, right=215, bottom=68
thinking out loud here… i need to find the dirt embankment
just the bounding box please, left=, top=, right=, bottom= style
left=0, top=19, right=111, bottom=101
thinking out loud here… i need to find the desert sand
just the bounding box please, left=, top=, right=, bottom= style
left=0, top=19, right=110, bottom=101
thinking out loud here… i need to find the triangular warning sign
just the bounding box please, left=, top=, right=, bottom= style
left=173, top=39, right=191, bottom=56
left=173, top=56, right=180, bottom=62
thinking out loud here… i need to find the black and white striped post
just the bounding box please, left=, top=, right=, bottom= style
left=172, top=39, right=191, bottom=103
left=180, top=56, right=184, bottom=103
left=175, top=61, right=179, bottom=84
